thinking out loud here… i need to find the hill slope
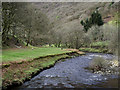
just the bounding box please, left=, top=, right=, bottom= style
left=34, top=2, right=118, bottom=34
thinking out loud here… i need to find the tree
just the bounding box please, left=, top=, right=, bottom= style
left=90, top=10, right=104, bottom=26
left=80, top=10, right=104, bottom=33
left=20, top=4, right=50, bottom=46
left=2, top=2, right=51, bottom=47
left=2, top=2, right=27, bottom=44
left=66, top=27, right=84, bottom=49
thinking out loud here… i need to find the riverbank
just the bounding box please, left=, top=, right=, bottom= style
left=17, top=53, right=119, bottom=88
left=79, top=41, right=113, bottom=54
left=2, top=47, right=71, bottom=62
left=2, top=47, right=85, bottom=89
left=79, top=48, right=110, bottom=53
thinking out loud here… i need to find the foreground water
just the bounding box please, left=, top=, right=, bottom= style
left=17, top=53, right=118, bottom=88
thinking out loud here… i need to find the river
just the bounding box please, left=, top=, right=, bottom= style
left=16, top=53, right=119, bottom=88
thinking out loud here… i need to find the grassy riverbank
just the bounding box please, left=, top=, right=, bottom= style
left=79, top=41, right=112, bottom=54
left=2, top=47, right=71, bottom=62
left=2, top=54, right=70, bottom=89
left=2, top=47, right=84, bottom=89
left=79, top=48, right=108, bottom=53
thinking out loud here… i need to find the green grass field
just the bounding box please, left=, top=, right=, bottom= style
left=2, top=47, right=70, bottom=62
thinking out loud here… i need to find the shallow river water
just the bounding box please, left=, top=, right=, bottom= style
left=17, top=53, right=118, bottom=88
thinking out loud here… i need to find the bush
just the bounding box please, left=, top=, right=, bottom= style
left=82, top=34, right=91, bottom=47
left=89, top=57, right=109, bottom=72
left=88, top=57, right=119, bottom=74
left=87, top=25, right=103, bottom=42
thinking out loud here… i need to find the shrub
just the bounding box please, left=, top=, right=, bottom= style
left=89, top=57, right=109, bottom=71
left=82, top=34, right=91, bottom=47
left=88, top=57, right=119, bottom=74
left=87, top=25, right=102, bottom=42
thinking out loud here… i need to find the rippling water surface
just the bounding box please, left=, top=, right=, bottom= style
left=17, top=53, right=118, bottom=88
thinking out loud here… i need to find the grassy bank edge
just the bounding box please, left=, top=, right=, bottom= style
left=2, top=51, right=84, bottom=89
left=79, top=48, right=112, bottom=54
left=2, top=47, right=72, bottom=62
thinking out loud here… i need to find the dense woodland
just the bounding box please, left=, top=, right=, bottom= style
left=1, top=2, right=120, bottom=55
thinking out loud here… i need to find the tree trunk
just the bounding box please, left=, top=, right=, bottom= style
left=55, top=43, right=57, bottom=47
left=26, top=30, right=30, bottom=46
left=26, top=40, right=29, bottom=46
left=76, top=37, right=79, bottom=49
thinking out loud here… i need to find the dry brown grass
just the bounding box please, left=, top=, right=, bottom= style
left=64, top=49, right=85, bottom=55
